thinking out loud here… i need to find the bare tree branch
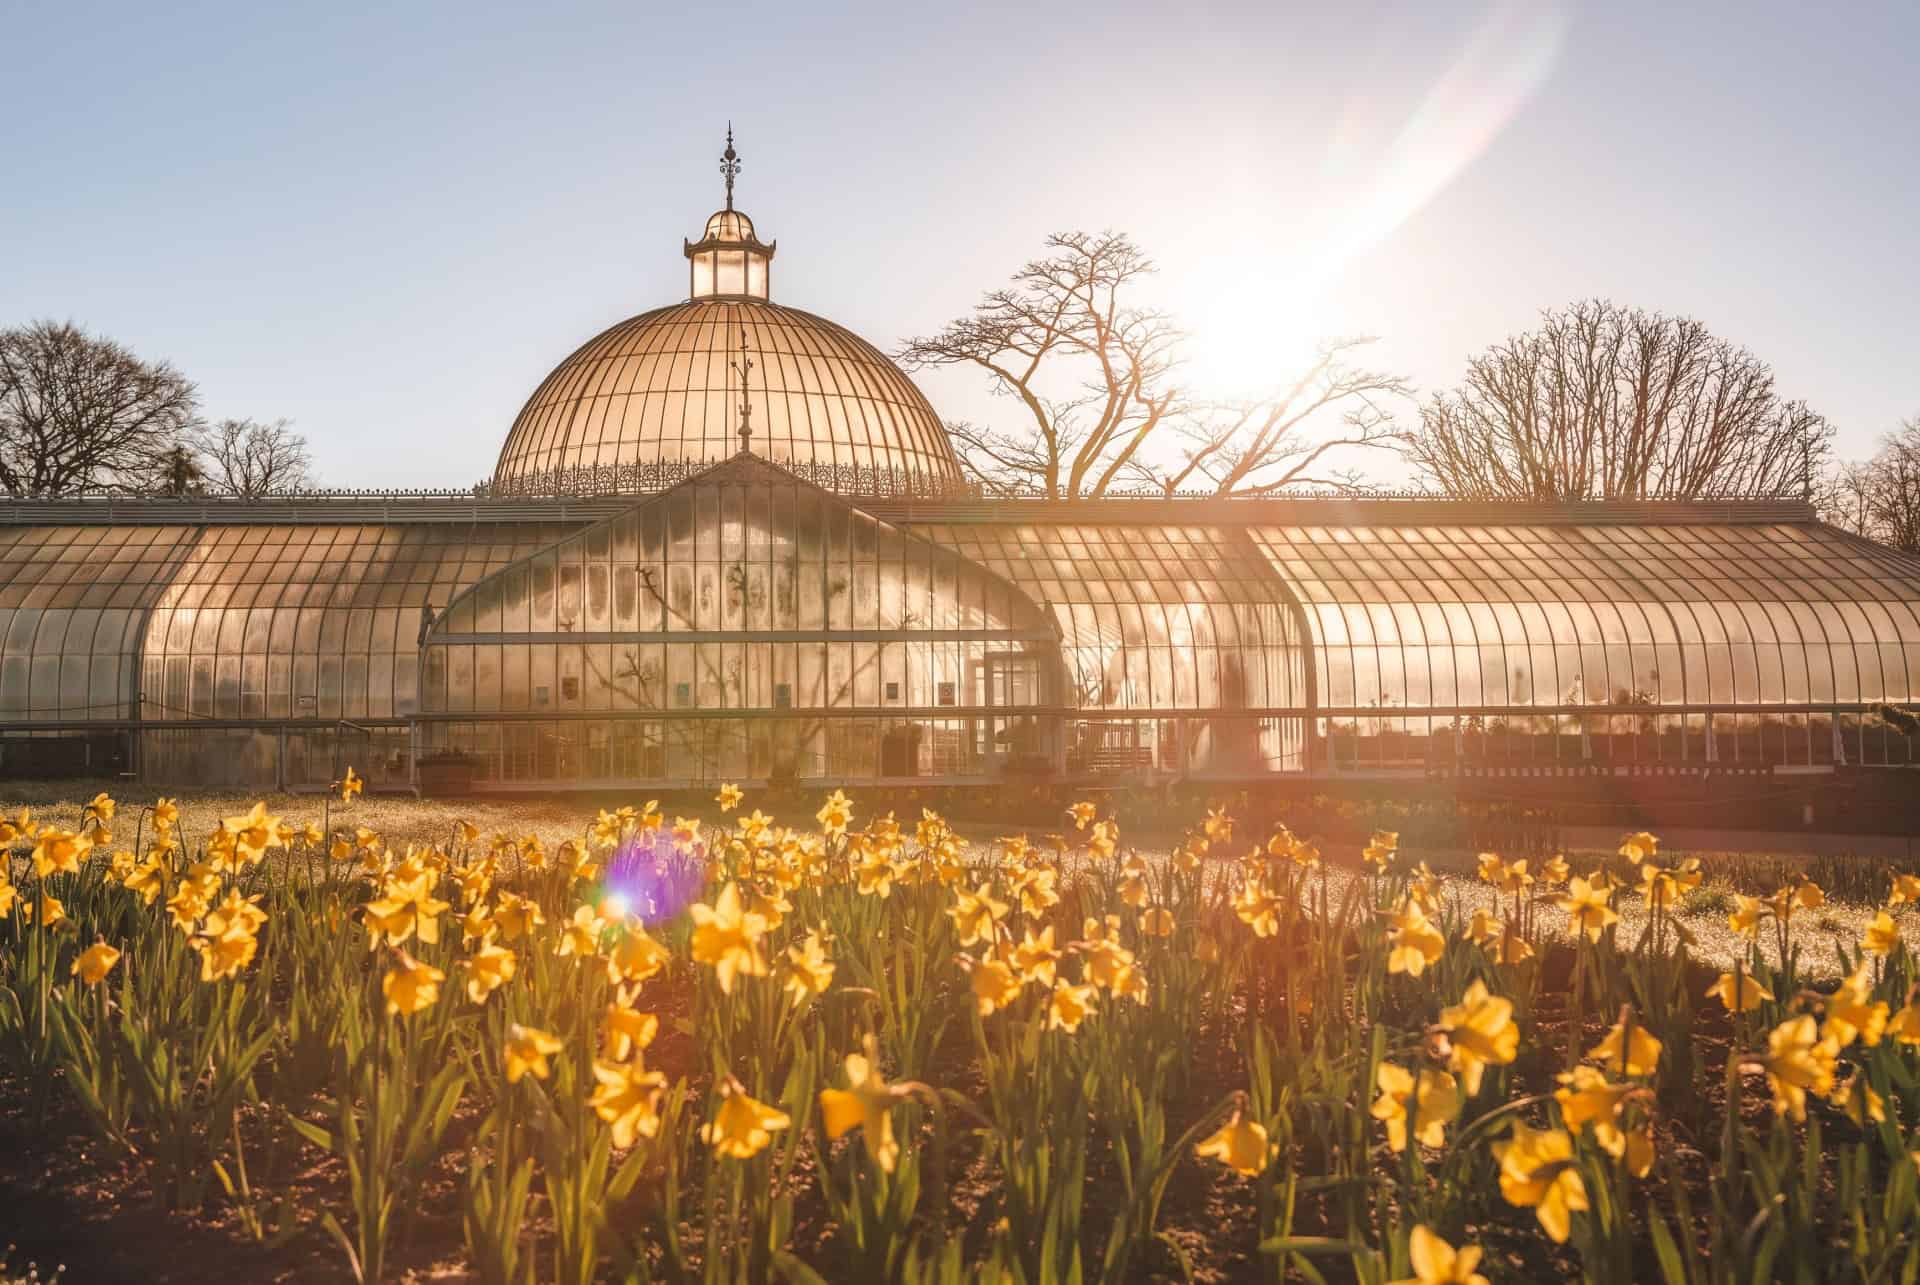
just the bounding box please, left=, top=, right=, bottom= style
left=1823, top=416, right=1920, bottom=552
left=1404, top=300, right=1832, bottom=500
left=897, top=231, right=1186, bottom=498
left=1140, top=338, right=1412, bottom=495
left=195, top=417, right=315, bottom=496
left=0, top=320, right=199, bottom=496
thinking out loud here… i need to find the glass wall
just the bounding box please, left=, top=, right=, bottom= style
left=420, top=461, right=1058, bottom=784
left=1250, top=522, right=1920, bottom=769
left=0, top=526, right=202, bottom=721
left=137, top=523, right=573, bottom=725
left=10, top=503, right=1920, bottom=787
left=914, top=523, right=1310, bottom=774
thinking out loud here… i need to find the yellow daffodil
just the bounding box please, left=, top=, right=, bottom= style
left=1465, top=909, right=1499, bottom=946
left=815, top=789, right=853, bottom=837
left=1011, top=862, right=1060, bottom=916
left=222, top=801, right=284, bottom=865
left=855, top=850, right=898, bottom=899
left=603, top=999, right=659, bottom=1061
left=1068, top=801, right=1098, bottom=831
left=494, top=891, right=545, bottom=942
left=591, top=1057, right=667, bottom=1147
left=1890, top=873, right=1920, bottom=907
left=1006, top=921, right=1067, bottom=983
left=948, top=883, right=1009, bottom=947
left=1233, top=879, right=1283, bottom=938
left=459, top=904, right=497, bottom=948
left=504, top=1024, right=563, bottom=1083
left=1385, top=900, right=1446, bottom=978
left=1391, top=1225, right=1490, bottom=1285
left=1558, top=877, right=1619, bottom=943
left=968, top=957, right=1022, bottom=1016
left=30, top=827, right=89, bottom=879
left=1618, top=831, right=1659, bottom=863
left=1047, top=979, right=1096, bottom=1032
left=1435, top=980, right=1519, bottom=1094
left=1141, top=906, right=1175, bottom=938
left=689, top=883, right=768, bottom=994
left=463, top=942, right=517, bottom=1003
left=606, top=923, right=672, bottom=985
left=715, top=782, right=743, bottom=812
left=784, top=930, right=836, bottom=1005
left=1194, top=1109, right=1274, bottom=1176
left=1890, top=994, right=1920, bottom=1045
left=819, top=1037, right=902, bottom=1173
left=122, top=855, right=169, bottom=906
left=72, top=941, right=121, bottom=985
left=1539, top=855, right=1570, bottom=885
left=1760, top=1014, right=1839, bottom=1121
left=83, top=791, right=115, bottom=827
left=1493, top=1122, right=1588, bottom=1243
left=1823, top=963, right=1889, bottom=1048
left=338, top=765, right=363, bottom=800
left=557, top=904, right=603, bottom=960
left=1554, top=1066, right=1651, bottom=1176
left=1705, top=971, right=1773, bottom=1012
left=194, top=919, right=259, bottom=981
left=1862, top=910, right=1901, bottom=957
left=362, top=872, right=451, bottom=951
left=1370, top=1063, right=1460, bottom=1152
left=150, top=798, right=179, bottom=832
left=382, top=950, right=445, bottom=1016
left=1727, top=894, right=1767, bottom=940
left=1588, top=1011, right=1663, bottom=1077
left=702, top=1083, right=790, bottom=1159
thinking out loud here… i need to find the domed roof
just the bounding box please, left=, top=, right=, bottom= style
left=493, top=132, right=963, bottom=497
left=491, top=297, right=964, bottom=494
left=701, top=208, right=757, bottom=242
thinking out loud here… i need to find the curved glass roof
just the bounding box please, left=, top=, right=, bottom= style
left=914, top=523, right=1308, bottom=714
left=0, top=526, right=200, bottom=720
left=492, top=299, right=963, bottom=496
left=14, top=488, right=1920, bottom=778
left=1248, top=521, right=1920, bottom=712
left=0, top=523, right=568, bottom=724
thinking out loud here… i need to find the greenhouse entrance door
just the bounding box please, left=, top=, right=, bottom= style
left=976, top=653, right=1046, bottom=774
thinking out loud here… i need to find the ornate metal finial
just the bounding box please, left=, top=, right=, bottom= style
left=731, top=326, right=754, bottom=453
left=720, top=122, right=740, bottom=211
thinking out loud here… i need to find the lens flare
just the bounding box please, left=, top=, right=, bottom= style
left=1190, top=1, right=1570, bottom=389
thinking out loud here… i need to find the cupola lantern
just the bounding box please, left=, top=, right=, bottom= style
left=684, top=125, right=775, bottom=300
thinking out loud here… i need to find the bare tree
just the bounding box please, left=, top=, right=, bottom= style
left=195, top=417, right=314, bottom=496
left=0, top=320, right=199, bottom=496
left=1822, top=418, right=1920, bottom=552
left=897, top=232, right=1183, bottom=499
left=1136, top=338, right=1409, bottom=495
left=1404, top=300, right=1832, bottom=500
left=899, top=232, right=1410, bottom=498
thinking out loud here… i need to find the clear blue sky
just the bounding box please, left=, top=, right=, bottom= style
left=3, top=0, right=1914, bottom=489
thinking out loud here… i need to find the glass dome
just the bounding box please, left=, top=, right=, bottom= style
left=492, top=296, right=965, bottom=495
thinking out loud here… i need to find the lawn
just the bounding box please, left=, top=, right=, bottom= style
left=2, top=780, right=1918, bottom=1282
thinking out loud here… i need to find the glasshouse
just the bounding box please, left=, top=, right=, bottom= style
left=7, top=178, right=1920, bottom=791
